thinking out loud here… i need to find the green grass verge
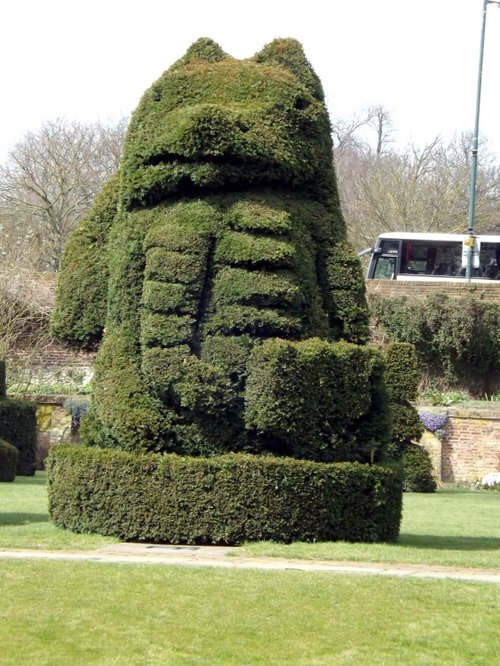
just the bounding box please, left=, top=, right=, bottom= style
left=241, top=489, right=500, bottom=569
left=1, top=560, right=499, bottom=665
left=0, top=472, right=118, bottom=551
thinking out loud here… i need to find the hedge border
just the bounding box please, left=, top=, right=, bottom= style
left=47, top=445, right=402, bottom=545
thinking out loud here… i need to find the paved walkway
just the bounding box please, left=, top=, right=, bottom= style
left=1, top=544, right=499, bottom=583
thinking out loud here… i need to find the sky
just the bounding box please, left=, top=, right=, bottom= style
left=1, top=0, right=500, bottom=163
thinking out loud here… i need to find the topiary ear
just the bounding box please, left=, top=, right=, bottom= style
left=253, top=38, right=324, bottom=100
left=173, top=37, right=229, bottom=66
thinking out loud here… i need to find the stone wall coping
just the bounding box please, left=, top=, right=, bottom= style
left=9, top=394, right=90, bottom=405
left=416, top=403, right=500, bottom=421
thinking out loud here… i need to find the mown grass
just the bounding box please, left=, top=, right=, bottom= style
left=1, top=559, right=499, bottom=665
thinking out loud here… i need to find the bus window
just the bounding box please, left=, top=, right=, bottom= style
left=380, top=240, right=400, bottom=255
left=480, top=243, right=499, bottom=279
left=373, top=256, right=396, bottom=279
left=362, top=232, right=500, bottom=282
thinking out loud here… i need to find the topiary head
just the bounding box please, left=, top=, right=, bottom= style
left=121, top=38, right=334, bottom=207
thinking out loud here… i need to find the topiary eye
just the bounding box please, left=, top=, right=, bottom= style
left=294, top=96, right=310, bottom=111
left=151, top=88, right=162, bottom=102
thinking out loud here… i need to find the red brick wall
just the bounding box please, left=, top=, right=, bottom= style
left=12, top=342, right=95, bottom=368
left=366, top=280, right=500, bottom=302
left=440, top=408, right=500, bottom=483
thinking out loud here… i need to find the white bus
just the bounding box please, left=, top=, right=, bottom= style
left=360, top=232, right=500, bottom=283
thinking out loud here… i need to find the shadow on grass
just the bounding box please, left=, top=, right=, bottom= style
left=13, top=474, right=46, bottom=486
left=399, top=534, right=500, bottom=552
left=1, top=513, right=49, bottom=526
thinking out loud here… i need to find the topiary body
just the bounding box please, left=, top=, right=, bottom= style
left=53, top=38, right=384, bottom=462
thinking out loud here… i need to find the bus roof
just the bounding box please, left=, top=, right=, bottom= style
left=376, top=232, right=500, bottom=243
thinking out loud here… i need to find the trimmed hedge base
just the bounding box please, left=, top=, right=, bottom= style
left=47, top=446, right=402, bottom=544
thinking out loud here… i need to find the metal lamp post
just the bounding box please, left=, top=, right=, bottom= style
left=466, top=0, right=500, bottom=282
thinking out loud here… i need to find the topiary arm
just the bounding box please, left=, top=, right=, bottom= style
left=50, top=172, right=120, bottom=348
left=324, top=240, right=370, bottom=344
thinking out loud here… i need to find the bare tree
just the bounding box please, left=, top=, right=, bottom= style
left=332, top=114, right=500, bottom=251
left=332, top=105, right=393, bottom=156
left=0, top=117, right=126, bottom=271
left=0, top=261, right=55, bottom=389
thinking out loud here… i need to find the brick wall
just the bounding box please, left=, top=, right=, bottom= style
left=440, top=407, right=500, bottom=483
left=36, top=401, right=72, bottom=469
left=366, top=280, right=500, bottom=302
left=419, top=406, right=500, bottom=483
left=7, top=343, right=95, bottom=388
left=11, top=342, right=95, bottom=368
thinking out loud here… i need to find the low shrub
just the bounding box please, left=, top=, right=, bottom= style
left=0, top=439, right=18, bottom=482
left=403, top=443, right=437, bottom=493
left=383, top=343, right=423, bottom=460
left=370, top=294, right=500, bottom=395
left=0, top=399, right=37, bottom=476
left=47, top=446, right=403, bottom=544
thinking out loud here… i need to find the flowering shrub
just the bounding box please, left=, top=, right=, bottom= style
left=419, top=411, right=448, bottom=435
left=63, top=399, right=90, bottom=432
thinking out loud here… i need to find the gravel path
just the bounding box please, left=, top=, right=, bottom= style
left=1, top=544, right=499, bottom=583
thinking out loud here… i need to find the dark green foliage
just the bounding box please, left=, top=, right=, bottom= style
left=0, top=399, right=37, bottom=475
left=172, top=37, right=228, bottom=66
left=0, top=439, right=18, bottom=482
left=47, top=446, right=403, bottom=544
left=245, top=338, right=389, bottom=462
left=50, top=173, right=120, bottom=347
left=384, top=342, right=420, bottom=403
left=403, top=443, right=437, bottom=493
left=371, top=295, right=500, bottom=394
left=121, top=39, right=335, bottom=208
left=351, top=347, right=393, bottom=463
left=389, top=403, right=425, bottom=459
left=253, top=37, right=325, bottom=101
left=325, top=241, right=370, bottom=344
left=91, top=328, right=169, bottom=452
left=382, top=343, right=423, bottom=460
left=53, top=38, right=376, bottom=463
left=0, top=360, right=6, bottom=399
left=79, top=407, right=118, bottom=450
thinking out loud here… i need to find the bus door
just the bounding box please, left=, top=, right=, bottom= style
left=368, top=239, right=401, bottom=279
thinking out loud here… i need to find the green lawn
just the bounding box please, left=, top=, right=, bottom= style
left=1, top=559, right=499, bottom=665
left=1, top=472, right=500, bottom=664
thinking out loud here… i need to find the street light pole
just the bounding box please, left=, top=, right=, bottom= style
left=466, top=0, right=500, bottom=282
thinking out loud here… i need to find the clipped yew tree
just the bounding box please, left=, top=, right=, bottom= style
left=48, top=38, right=402, bottom=544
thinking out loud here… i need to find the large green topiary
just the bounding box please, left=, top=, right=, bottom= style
left=52, top=38, right=378, bottom=458
left=50, top=39, right=399, bottom=542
